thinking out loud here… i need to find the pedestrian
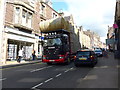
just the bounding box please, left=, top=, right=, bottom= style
left=17, top=49, right=23, bottom=63
left=32, top=50, right=36, bottom=60
left=102, top=50, right=108, bottom=58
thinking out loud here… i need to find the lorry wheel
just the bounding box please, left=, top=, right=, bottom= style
left=47, top=62, right=52, bottom=65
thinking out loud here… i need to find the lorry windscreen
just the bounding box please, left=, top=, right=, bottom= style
left=43, top=38, right=62, bottom=46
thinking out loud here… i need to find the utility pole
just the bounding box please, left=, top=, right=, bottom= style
left=0, top=0, right=6, bottom=64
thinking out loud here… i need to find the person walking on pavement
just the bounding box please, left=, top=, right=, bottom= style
left=17, top=48, right=23, bottom=63
left=102, top=49, right=108, bottom=58
left=32, top=50, right=36, bottom=60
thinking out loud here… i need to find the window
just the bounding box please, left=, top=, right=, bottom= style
left=27, top=12, right=32, bottom=28
left=29, top=0, right=35, bottom=7
left=43, top=38, right=62, bottom=46
left=22, top=9, right=27, bottom=26
left=15, top=7, right=20, bottom=23
left=77, top=51, right=90, bottom=57
left=53, top=13, right=57, bottom=18
left=40, top=4, right=46, bottom=16
left=14, top=6, right=33, bottom=28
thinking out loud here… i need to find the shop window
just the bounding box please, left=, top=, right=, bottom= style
left=7, top=44, right=17, bottom=60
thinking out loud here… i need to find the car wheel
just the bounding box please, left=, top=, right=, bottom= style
left=75, top=64, right=79, bottom=67
left=90, top=63, right=95, bottom=67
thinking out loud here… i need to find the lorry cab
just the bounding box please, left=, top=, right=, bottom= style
left=42, top=30, right=71, bottom=64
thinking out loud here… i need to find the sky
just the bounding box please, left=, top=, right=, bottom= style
left=51, top=0, right=116, bottom=43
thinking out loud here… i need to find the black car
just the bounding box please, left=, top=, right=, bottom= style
left=74, top=50, right=98, bottom=67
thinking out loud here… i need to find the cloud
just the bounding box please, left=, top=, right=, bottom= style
left=52, top=0, right=116, bottom=42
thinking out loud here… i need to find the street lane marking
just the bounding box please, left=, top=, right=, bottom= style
left=32, top=78, right=53, bottom=89
left=64, top=69, right=69, bottom=73
left=117, top=65, right=120, bottom=68
left=70, top=67, right=74, bottom=70
left=44, top=78, right=53, bottom=83
left=32, top=83, right=43, bottom=89
left=56, top=73, right=62, bottom=77
left=30, top=66, right=52, bottom=72
left=0, top=78, right=7, bottom=81
left=31, top=67, right=74, bottom=89
left=64, top=67, right=74, bottom=73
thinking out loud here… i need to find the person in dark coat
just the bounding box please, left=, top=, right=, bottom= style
left=32, top=50, right=36, bottom=60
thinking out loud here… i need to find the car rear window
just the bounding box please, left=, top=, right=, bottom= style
left=76, top=51, right=90, bottom=56
left=95, top=50, right=102, bottom=52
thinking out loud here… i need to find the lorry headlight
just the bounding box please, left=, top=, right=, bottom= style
left=43, top=55, right=46, bottom=59
left=59, top=57, right=64, bottom=59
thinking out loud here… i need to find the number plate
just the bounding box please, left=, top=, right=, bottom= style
left=79, top=58, right=87, bottom=60
left=49, top=60, right=55, bottom=62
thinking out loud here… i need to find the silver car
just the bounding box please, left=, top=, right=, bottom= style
left=94, top=49, right=103, bottom=57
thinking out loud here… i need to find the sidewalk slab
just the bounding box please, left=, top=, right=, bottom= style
left=1, top=60, right=42, bottom=69
left=77, top=52, right=119, bottom=88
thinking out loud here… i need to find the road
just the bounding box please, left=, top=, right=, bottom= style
left=2, top=53, right=119, bottom=89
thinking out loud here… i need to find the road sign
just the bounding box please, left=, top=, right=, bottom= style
left=106, top=39, right=115, bottom=45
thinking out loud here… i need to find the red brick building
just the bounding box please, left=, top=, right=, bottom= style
left=2, top=0, right=61, bottom=62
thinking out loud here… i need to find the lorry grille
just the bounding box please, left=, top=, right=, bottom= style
left=46, top=55, right=59, bottom=60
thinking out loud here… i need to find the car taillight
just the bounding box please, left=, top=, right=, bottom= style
left=74, top=56, right=76, bottom=59
left=43, top=55, right=46, bottom=59
left=90, top=56, right=94, bottom=59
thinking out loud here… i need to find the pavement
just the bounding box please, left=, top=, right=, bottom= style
left=0, top=59, right=42, bottom=69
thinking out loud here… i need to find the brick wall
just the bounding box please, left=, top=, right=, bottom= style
left=5, top=3, right=14, bottom=26
left=33, top=2, right=41, bottom=33
left=33, top=2, right=61, bottom=33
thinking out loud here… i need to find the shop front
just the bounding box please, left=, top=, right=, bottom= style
left=5, top=27, right=35, bottom=61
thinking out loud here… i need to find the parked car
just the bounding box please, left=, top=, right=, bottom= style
left=94, top=49, right=103, bottom=57
left=74, top=50, right=98, bottom=67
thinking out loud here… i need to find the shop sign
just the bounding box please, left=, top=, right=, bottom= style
left=113, top=24, right=118, bottom=29
left=8, top=33, right=35, bottom=43
left=39, top=36, right=44, bottom=40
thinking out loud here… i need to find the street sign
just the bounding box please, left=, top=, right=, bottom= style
left=113, top=24, right=118, bottom=29
left=39, top=36, right=44, bottom=40
left=106, top=39, right=115, bottom=45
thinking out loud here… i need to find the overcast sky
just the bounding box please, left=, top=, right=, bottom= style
left=52, top=0, right=116, bottom=43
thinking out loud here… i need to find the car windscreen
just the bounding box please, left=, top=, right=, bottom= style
left=76, top=51, right=90, bottom=57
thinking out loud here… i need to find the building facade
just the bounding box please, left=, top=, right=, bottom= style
left=107, top=26, right=115, bottom=52
left=79, top=26, right=91, bottom=49
left=114, top=0, right=120, bottom=59
left=1, top=0, right=61, bottom=63
left=0, top=0, right=6, bottom=64
left=79, top=26, right=103, bottom=50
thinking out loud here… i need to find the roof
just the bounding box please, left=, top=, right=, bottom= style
left=77, top=49, right=93, bottom=52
